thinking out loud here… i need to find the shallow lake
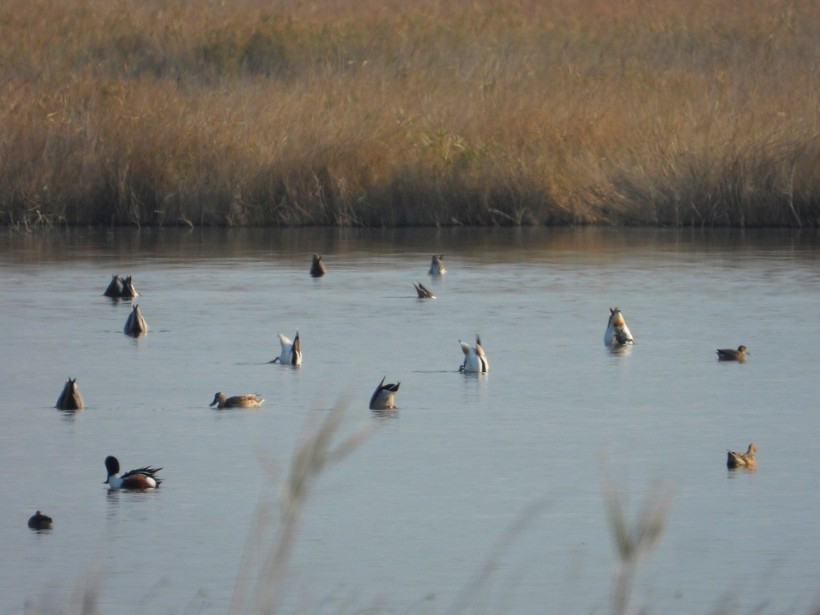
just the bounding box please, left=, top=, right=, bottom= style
left=1, top=227, right=818, bottom=614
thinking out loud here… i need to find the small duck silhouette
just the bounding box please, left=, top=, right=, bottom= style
left=103, top=275, right=123, bottom=298
left=28, top=510, right=53, bottom=530
left=123, top=304, right=149, bottom=337
left=413, top=282, right=436, bottom=299
left=55, top=378, right=83, bottom=411
left=429, top=255, right=446, bottom=275
left=310, top=254, right=327, bottom=277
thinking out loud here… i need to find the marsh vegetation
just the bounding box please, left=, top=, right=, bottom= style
left=1, top=0, right=817, bottom=227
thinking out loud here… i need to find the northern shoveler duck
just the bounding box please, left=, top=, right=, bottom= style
left=717, top=345, right=748, bottom=362
left=369, top=376, right=400, bottom=410
left=429, top=255, right=446, bottom=275
left=120, top=275, right=139, bottom=298
left=103, top=275, right=123, bottom=298
left=271, top=331, right=302, bottom=367
left=413, top=282, right=436, bottom=299
left=460, top=335, right=489, bottom=374
left=727, top=443, right=757, bottom=469
left=28, top=510, right=53, bottom=530
left=604, top=307, right=634, bottom=347
left=310, top=254, right=327, bottom=277
left=104, top=455, right=162, bottom=490
left=209, top=392, right=265, bottom=409
left=55, top=378, right=83, bottom=411
left=123, top=304, right=148, bottom=337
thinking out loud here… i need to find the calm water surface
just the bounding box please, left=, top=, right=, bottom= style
left=1, top=228, right=818, bottom=614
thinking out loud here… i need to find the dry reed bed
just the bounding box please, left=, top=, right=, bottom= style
left=1, top=0, right=817, bottom=227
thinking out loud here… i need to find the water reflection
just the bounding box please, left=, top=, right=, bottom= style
left=3, top=227, right=819, bottom=266
left=370, top=408, right=399, bottom=420
left=608, top=345, right=633, bottom=357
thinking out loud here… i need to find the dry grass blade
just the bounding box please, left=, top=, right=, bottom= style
left=602, top=476, right=673, bottom=615
left=445, top=499, right=550, bottom=615
left=230, top=393, right=374, bottom=615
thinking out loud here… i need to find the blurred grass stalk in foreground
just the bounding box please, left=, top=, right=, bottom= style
left=603, top=476, right=673, bottom=615
left=230, top=395, right=373, bottom=614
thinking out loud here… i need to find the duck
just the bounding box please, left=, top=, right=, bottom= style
left=103, top=275, right=123, bottom=298
left=28, top=510, right=53, bottom=530
left=271, top=331, right=302, bottom=367
left=717, top=345, right=748, bottom=362
left=727, top=443, right=757, bottom=469
left=55, top=378, right=83, bottom=411
left=104, top=455, right=162, bottom=490
left=120, top=275, right=139, bottom=298
left=459, top=335, right=489, bottom=374
left=604, top=307, right=634, bottom=347
left=413, top=282, right=436, bottom=299
left=369, top=376, right=400, bottom=410
left=310, top=254, right=327, bottom=277
left=123, top=304, right=149, bottom=337
left=209, top=392, right=265, bottom=409
left=429, top=254, right=446, bottom=275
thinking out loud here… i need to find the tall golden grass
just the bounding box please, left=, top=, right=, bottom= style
left=1, top=0, right=817, bottom=227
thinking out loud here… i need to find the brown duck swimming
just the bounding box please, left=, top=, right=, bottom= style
left=209, top=392, right=265, bottom=409
left=727, top=443, right=757, bottom=469
left=717, top=345, right=748, bottom=362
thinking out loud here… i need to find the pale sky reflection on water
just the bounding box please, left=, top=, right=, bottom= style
left=1, top=228, right=818, bottom=614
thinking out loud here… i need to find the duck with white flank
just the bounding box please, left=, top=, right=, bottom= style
left=429, top=255, right=446, bottom=275
left=369, top=376, right=400, bottom=410
left=459, top=335, right=489, bottom=374
left=604, top=307, right=634, bottom=347
left=271, top=331, right=302, bottom=367
left=209, top=392, right=265, bottom=409
left=104, top=456, right=162, bottom=490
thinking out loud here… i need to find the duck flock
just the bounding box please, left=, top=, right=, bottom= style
left=33, top=253, right=756, bottom=530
